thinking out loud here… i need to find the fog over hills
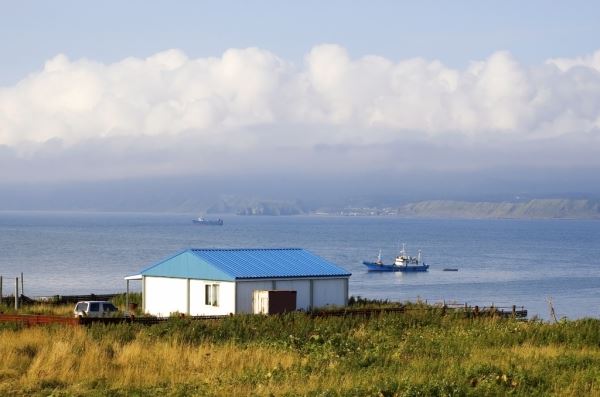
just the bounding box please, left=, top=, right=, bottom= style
left=1, top=173, right=599, bottom=219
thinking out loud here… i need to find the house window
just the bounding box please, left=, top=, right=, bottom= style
left=205, top=283, right=219, bottom=306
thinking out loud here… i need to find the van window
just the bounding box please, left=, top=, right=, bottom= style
left=75, top=302, right=87, bottom=312
left=89, top=302, right=100, bottom=312
left=103, top=303, right=118, bottom=312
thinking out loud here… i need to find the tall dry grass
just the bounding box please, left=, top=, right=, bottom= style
left=0, top=309, right=599, bottom=396
left=0, top=326, right=301, bottom=396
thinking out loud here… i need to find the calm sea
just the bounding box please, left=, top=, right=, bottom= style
left=1, top=211, right=599, bottom=320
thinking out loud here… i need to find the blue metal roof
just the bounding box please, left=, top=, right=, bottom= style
left=140, top=248, right=351, bottom=280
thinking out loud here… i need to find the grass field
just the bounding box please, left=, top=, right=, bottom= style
left=0, top=302, right=599, bottom=396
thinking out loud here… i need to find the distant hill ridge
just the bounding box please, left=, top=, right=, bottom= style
left=209, top=197, right=600, bottom=219
left=397, top=199, right=600, bottom=219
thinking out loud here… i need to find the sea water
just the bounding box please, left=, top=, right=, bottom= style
left=1, top=211, right=599, bottom=320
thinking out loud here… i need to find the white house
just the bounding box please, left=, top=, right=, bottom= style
left=126, top=248, right=351, bottom=317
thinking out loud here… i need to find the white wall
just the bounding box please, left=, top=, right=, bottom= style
left=189, top=279, right=235, bottom=316
left=144, top=276, right=235, bottom=317
left=236, top=280, right=274, bottom=314
left=236, top=278, right=347, bottom=313
left=145, top=276, right=349, bottom=316
left=313, top=278, right=347, bottom=308
left=272, top=279, right=311, bottom=310
left=144, top=276, right=187, bottom=317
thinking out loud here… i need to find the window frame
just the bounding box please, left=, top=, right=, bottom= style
left=205, top=283, right=220, bottom=307
left=212, top=284, right=219, bottom=307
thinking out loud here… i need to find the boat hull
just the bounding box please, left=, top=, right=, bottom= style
left=363, top=261, right=429, bottom=272
left=192, top=219, right=223, bottom=226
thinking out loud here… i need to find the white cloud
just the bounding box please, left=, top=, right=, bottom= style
left=547, top=50, right=600, bottom=72
left=1, top=45, right=600, bottom=182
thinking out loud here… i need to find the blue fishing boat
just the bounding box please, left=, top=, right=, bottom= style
left=192, top=217, right=223, bottom=226
left=363, top=244, right=429, bottom=272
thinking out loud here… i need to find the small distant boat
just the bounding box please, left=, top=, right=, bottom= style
left=363, top=244, right=429, bottom=272
left=192, top=217, right=223, bottom=226
left=443, top=268, right=459, bottom=272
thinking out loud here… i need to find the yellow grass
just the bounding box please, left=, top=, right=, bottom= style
left=0, top=326, right=303, bottom=395
left=0, top=313, right=599, bottom=396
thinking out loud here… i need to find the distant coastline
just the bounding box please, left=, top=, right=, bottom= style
left=2, top=198, right=600, bottom=220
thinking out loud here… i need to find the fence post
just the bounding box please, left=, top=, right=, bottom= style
left=0, top=275, right=3, bottom=304
left=21, top=272, right=24, bottom=297
left=126, top=279, right=130, bottom=317
left=15, top=277, right=19, bottom=310
left=512, top=305, right=516, bottom=318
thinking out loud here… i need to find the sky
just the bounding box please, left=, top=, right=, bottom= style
left=1, top=1, right=600, bottom=205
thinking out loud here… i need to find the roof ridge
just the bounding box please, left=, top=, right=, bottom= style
left=190, top=248, right=302, bottom=251
left=141, top=248, right=352, bottom=280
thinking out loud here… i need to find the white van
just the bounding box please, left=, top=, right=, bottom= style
left=73, top=301, right=119, bottom=318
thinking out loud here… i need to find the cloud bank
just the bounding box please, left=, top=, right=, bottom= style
left=1, top=45, right=600, bottom=183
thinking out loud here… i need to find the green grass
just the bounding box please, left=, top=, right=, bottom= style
left=0, top=303, right=599, bottom=396
left=0, top=293, right=143, bottom=316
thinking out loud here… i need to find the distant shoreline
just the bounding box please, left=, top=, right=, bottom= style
left=2, top=198, right=600, bottom=220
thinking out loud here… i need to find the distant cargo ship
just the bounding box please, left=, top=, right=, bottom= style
left=192, top=217, right=223, bottom=226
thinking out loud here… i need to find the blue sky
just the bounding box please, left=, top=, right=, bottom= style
left=1, top=1, right=600, bottom=200
left=2, top=1, right=599, bottom=84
